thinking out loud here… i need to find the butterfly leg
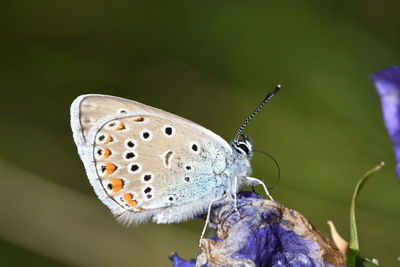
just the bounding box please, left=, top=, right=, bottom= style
left=199, top=196, right=225, bottom=246
left=246, top=176, right=274, bottom=201
left=233, top=176, right=241, bottom=215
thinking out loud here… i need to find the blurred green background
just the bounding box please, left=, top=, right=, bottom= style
left=1, top=0, right=399, bottom=266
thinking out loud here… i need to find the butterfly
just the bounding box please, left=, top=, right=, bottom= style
left=70, top=85, right=280, bottom=227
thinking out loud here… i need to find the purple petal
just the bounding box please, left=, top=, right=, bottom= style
left=169, top=253, right=196, bottom=267
left=173, top=192, right=345, bottom=267
left=371, top=66, right=400, bottom=181
left=233, top=224, right=319, bottom=266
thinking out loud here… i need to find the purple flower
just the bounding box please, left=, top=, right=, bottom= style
left=371, top=66, right=400, bottom=181
left=171, top=192, right=344, bottom=267
left=170, top=253, right=196, bottom=267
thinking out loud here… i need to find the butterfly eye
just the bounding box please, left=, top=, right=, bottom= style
left=234, top=140, right=252, bottom=156
left=238, top=143, right=249, bottom=154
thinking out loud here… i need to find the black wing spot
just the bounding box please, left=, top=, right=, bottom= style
left=126, top=140, right=135, bottom=148
left=165, top=127, right=173, bottom=136
left=130, top=164, right=139, bottom=172
left=125, top=152, right=135, bottom=159
left=143, top=174, right=152, bottom=181
left=142, top=132, right=150, bottom=139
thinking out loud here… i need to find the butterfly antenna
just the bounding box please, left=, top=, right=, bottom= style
left=234, top=84, right=281, bottom=143
left=253, top=149, right=280, bottom=190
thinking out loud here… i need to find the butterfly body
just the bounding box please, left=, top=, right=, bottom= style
left=71, top=94, right=254, bottom=225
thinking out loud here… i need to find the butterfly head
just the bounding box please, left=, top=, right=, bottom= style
left=232, top=135, right=253, bottom=158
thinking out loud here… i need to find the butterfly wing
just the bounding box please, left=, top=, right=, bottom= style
left=71, top=94, right=234, bottom=224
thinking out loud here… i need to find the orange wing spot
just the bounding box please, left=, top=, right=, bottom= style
left=115, top=122, right=126, bottom=131
left=102, top=148, right=112, bottom=159
left=110, top=178, right=124, bottom=193
left=104, top=135, right=114, bottom=144
left=105, top=162, right=118, bottom=175
left=132, top=116, right=144, bottom=122
left=123, top=193, right=138, bottom=207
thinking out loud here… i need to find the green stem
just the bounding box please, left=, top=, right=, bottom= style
left=348, top=162, right=385, bottom=264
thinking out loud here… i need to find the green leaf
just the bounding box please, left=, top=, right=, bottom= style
left=347, top=162, right=384, bottom=267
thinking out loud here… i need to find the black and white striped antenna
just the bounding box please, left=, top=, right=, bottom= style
left=234, top=84, right=281, bottom=143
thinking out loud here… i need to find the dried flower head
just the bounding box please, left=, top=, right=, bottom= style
left=171, top=192, right=345, bottom=267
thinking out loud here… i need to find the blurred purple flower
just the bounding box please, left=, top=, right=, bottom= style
left=371, top=65, right=400, bottom=182
left=171, top=192, right=344, bottom=267
left=170, top=253, right=196, bottom=267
